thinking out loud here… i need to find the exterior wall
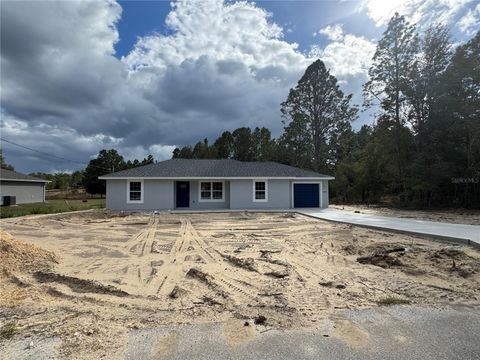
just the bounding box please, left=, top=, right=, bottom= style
left=106, top=179, right=174, bottom=211
left=321, top=180, right=329, bottom=208
left=0, top=180, right=45, bottom=205
left=230, top=179, right=292, bottom=209
left=105, top=178, right=330, bottom=211
left=182, top=180, right=230, bottom=210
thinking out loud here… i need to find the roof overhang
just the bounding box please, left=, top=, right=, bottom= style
left=0, top=178, right=50, bottom=183
left=99, top=176, right=335, bottom=181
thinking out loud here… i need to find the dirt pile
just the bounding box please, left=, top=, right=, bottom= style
left=0, top=231, right=57, bottom=273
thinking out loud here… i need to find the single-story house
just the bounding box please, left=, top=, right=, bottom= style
left=99, top=159, right=334, bottom=211
left=0, top=168, right=49, bottom=205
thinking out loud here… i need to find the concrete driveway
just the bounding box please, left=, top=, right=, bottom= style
left=299, top=208, right=480, bottom=247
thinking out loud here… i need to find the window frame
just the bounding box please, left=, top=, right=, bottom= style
left=252, top=179, right=268, bottom=202
left=198, top=180, right=225, bottom=202
left=126, top=179, right=144, bottom=204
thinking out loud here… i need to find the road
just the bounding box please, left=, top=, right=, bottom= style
left=124, top=305, right=480, bottom=360
left=3, top=306, right=479, bottom=359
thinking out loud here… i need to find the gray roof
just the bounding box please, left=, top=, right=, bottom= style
left=99, top=159, right=333, bottom=179
left=0, top=168, right=49, bottom=182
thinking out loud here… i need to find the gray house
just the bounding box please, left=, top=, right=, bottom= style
left=0, top=169, right=49, bottom=205
left=99, top=159, right=333, bottom=211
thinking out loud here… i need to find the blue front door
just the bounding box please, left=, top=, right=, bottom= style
left=294, top=183, right=319, bottom=208
left=176, top=181, right=190, bottom=208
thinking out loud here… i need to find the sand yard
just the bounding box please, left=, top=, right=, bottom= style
left=1, top=210, right=480, bottom=358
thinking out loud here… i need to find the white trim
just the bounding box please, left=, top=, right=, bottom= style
left=0, top=178, right=50, bottom=183
left=198, top=180, right=225, bottom=202
left=100, top=176, right=334, bottom=181
left=126, top=179, right=144, bottom=204
left=252, top=179, right=268, bottom=202
left=291, top=181, right=322, bottom=209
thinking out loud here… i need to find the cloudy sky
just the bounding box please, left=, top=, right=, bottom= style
left=1, top=0, right=479, bottom=173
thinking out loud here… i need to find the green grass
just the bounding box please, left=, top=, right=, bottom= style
left=0, top=199, right=105, bottom=219
left=0, top=322, right=17, bottom=339
left=376, top=296, right=411, bottom=306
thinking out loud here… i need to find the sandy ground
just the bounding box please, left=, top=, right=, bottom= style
left=330, top=204, right=480, bottom=225
left=1, top=210, right=479, bottom=359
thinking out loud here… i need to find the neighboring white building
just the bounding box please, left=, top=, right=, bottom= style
left=99, top=159, right=334, bottom=211
left=0, top=168, right=49, bottom=205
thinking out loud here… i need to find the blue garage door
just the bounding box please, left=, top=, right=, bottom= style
left=294, top=184, right=319, bottom=208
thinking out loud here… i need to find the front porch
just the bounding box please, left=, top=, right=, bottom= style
left=174, top=180, right=231, bottom=210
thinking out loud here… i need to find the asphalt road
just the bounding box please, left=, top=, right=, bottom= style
left=124, top=306, right=480, bottom=360
left=2, top=306, right=479, bottom=359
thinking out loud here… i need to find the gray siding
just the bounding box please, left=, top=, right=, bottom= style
left=0, top=181, right=45, bottom=205
left=230, top=179, right=292, bottom=209
left=105, top=178, right=330, bottom=211
left=106, top=179, right=174, bottom=211
left=321, top=180, right=329, bottom=208
left=184, top=180, right=230, bottom=210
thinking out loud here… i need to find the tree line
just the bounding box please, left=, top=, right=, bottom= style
left=172, top=15, right=480, bottom=208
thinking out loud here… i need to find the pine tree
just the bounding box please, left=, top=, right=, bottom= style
left=281, top=59, right=358, bottom=172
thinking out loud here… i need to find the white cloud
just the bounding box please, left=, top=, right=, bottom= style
left=364, top=0, right=472, bottom=31
left=458, top=3, right=480, bottom=35
left=308, top=27, right=376, bottom=123
left=318, top=24, right=344, bottom=41
left=123, top=0, right=305, bottom=73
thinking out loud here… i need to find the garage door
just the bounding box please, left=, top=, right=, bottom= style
left=294, top=183, right=319, bottom=208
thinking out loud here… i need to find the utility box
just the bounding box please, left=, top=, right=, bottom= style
left=2, top=196, right=17, bottom=206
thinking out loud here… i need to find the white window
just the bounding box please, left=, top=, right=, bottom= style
left=253, top=180, right=268, bottom=202
left=199, top=181, right=224, bottom=201
left=127, top=180, right=143, bottom=203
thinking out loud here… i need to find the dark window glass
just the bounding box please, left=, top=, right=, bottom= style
left=129, top=181, right=142, bottom=201
left=255, top=181, right=266, bottom=200
left=255, top=182, right=265, bottom=191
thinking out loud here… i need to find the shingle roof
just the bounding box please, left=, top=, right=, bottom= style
left=99, top=159, right=333, bottom=179
left=0, top=168, right=49, bottom=182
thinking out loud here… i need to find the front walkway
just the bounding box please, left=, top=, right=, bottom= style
left=299, top=208, right=480, bottom=247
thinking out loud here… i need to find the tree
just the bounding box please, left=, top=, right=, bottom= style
left=435, top=31, right=480, bottom=207
left=192, top=138, right=211, bottom=159
left=141, top=154, right=155, bottom=165
left=404, top=24, right=452, bottom=205
left=252, top=127, right=275, bottom=161
left=83, top=149, right=126, bottom=196
left=364, top=13, right=418, bottom=126
left=126, top=154, right=155, bottom=168
left=231, top=127, right=254, bottom=161
left=363, top=13, right=418, bottom=201
left=52, top=173, right=70, bottom=191
left=0, top=150, right=14, bottom=170
left=277, top=116, right=313, bottom=169
left=281, top=59, right=358, bottom=172
left=404, top=24, right=451, bottom=132
left=70, top=170, right=84, bottom=189
left=172, top=146, right=194, bottom=159
left=212, top=131, right=233, bottom=159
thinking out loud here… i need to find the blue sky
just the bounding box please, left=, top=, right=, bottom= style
left=1, top=0, right=479, bottom=173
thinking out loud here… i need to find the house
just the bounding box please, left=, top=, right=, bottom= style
left=0, top=168, right=49, bottom=205
left=99, top=159, right=334, bottom=211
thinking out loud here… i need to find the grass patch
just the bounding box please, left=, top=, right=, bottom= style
left=0, top=199, right=105, bottom=219
left=0, top=322, right=17, bottom=339
left=376, top=296, right=410, bottom=306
